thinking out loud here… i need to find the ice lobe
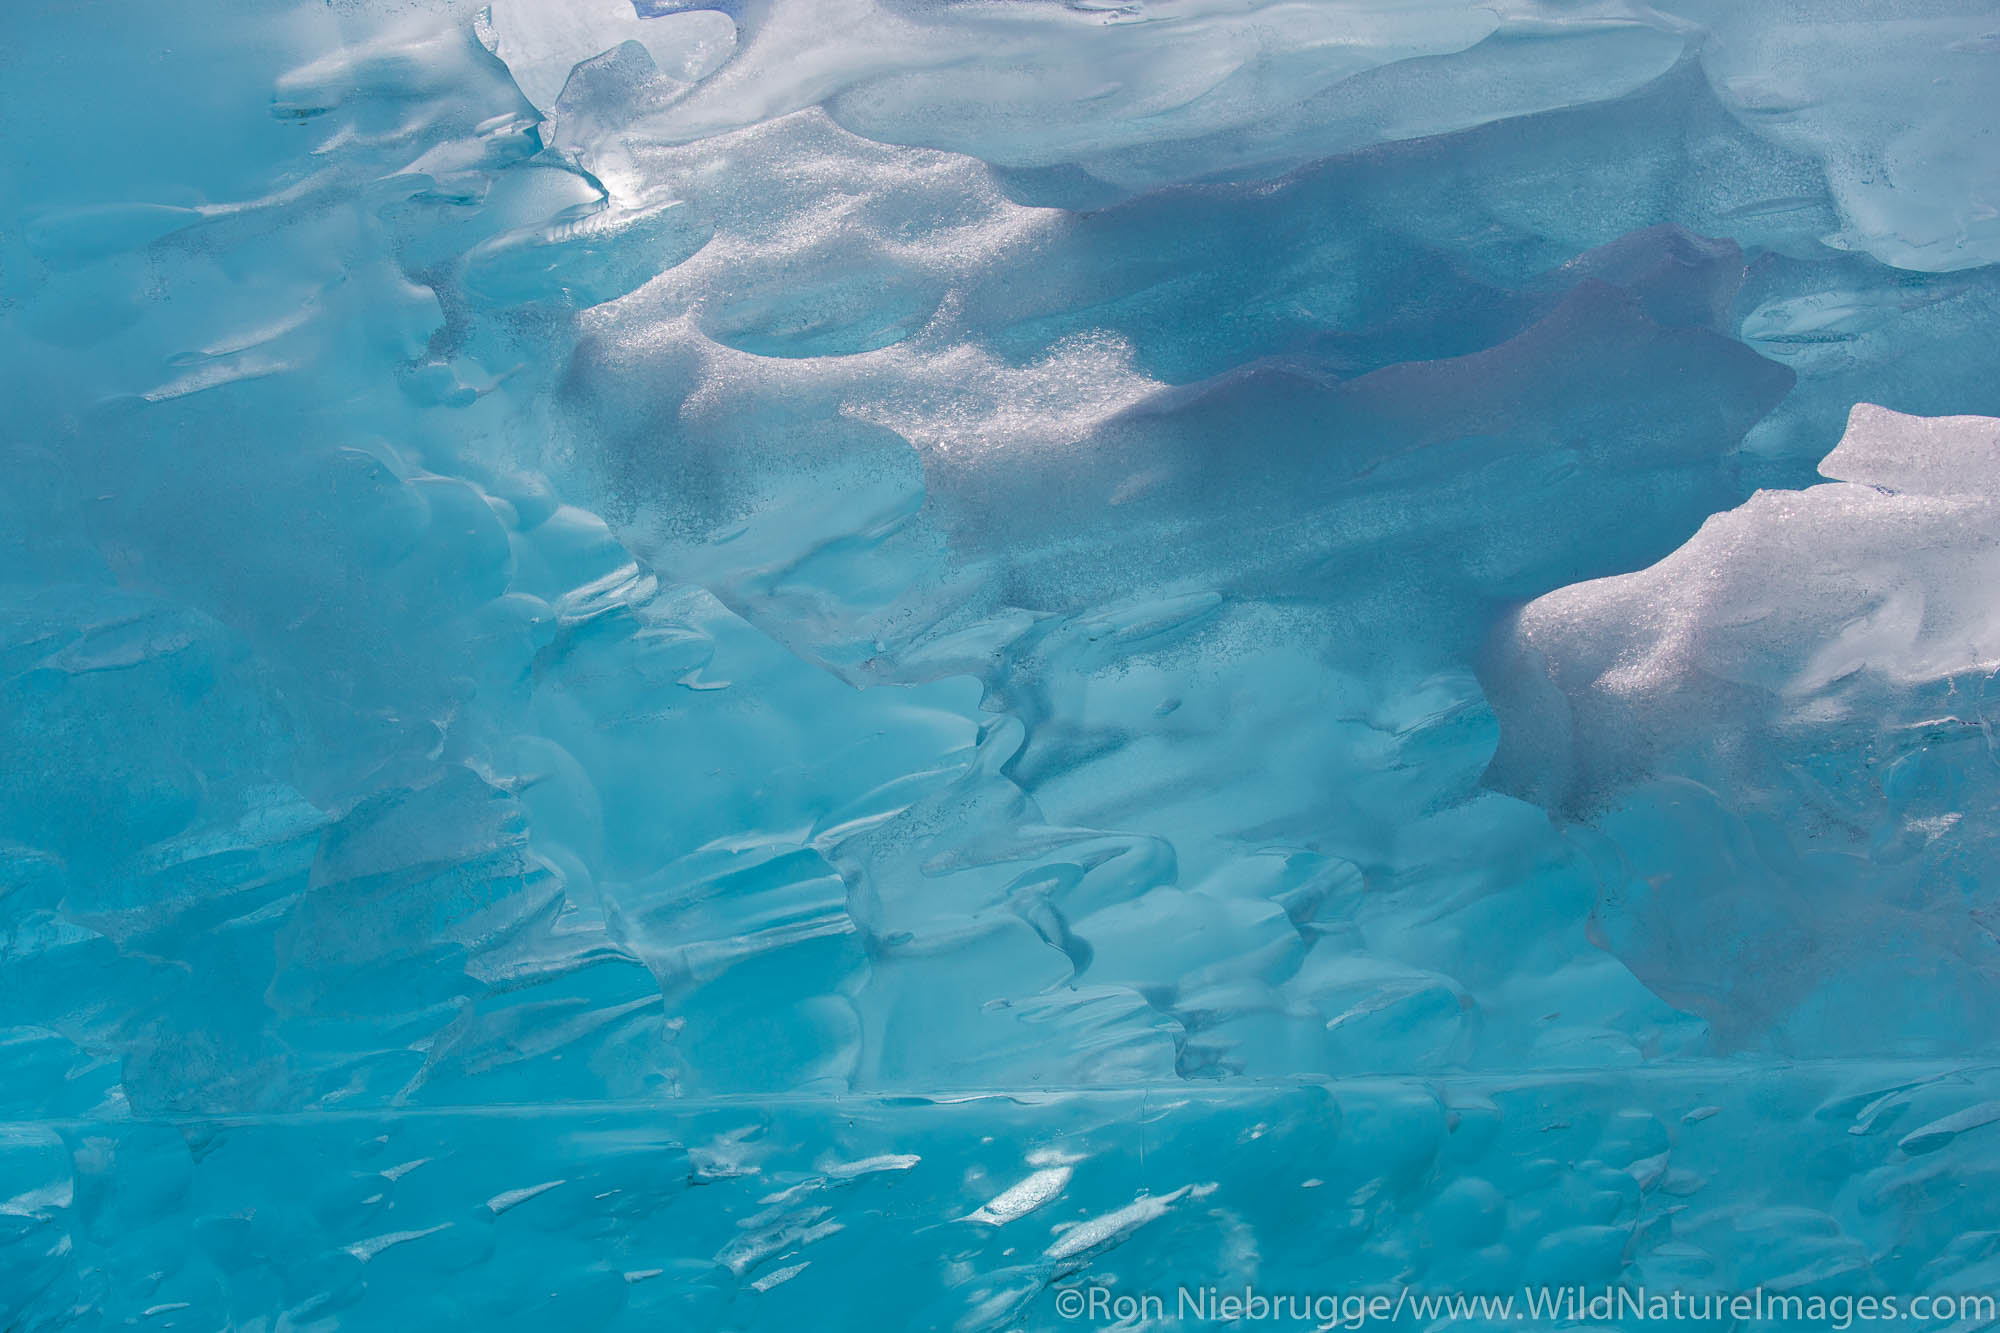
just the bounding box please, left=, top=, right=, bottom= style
left=1677, top=0, right=2000, bottom=273
left=510, top=0, right=2000, bottom=271
left=1486, top=405, right=2000, bottom=1051
left=578, top=0, right=1705, bottom=202
left=929, top=250, right=1793, bottom=620
left=1488, top=403, right=2000, bottom=808
left=1823, top=401, right=2000, bottom=496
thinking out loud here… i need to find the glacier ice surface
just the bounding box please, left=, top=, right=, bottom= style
left=4, top=0, right=2000, bottom=1328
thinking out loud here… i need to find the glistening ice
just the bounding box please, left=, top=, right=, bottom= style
left=3, top=1, right=2000, bottom=1329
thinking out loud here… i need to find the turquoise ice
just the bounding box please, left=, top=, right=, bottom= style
left=5, top=1, right=2000, bottom=1328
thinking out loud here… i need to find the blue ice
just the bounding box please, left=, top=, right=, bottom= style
left=5, top=0, right=2000, bottom=1328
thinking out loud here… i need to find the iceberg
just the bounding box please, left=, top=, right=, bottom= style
left=3, top=0, right=1999, bottom=1327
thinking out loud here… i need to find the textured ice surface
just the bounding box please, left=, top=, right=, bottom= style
left=1487, top=404, right=2000, bottom=1053
left=4, top=0, right=2000, bottom=1328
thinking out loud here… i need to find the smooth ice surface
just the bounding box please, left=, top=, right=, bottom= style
left=3, top=0, right=2000, bottom=1328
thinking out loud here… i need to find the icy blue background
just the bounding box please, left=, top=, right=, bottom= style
left=4, top=0, right=2000, bottom=1328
